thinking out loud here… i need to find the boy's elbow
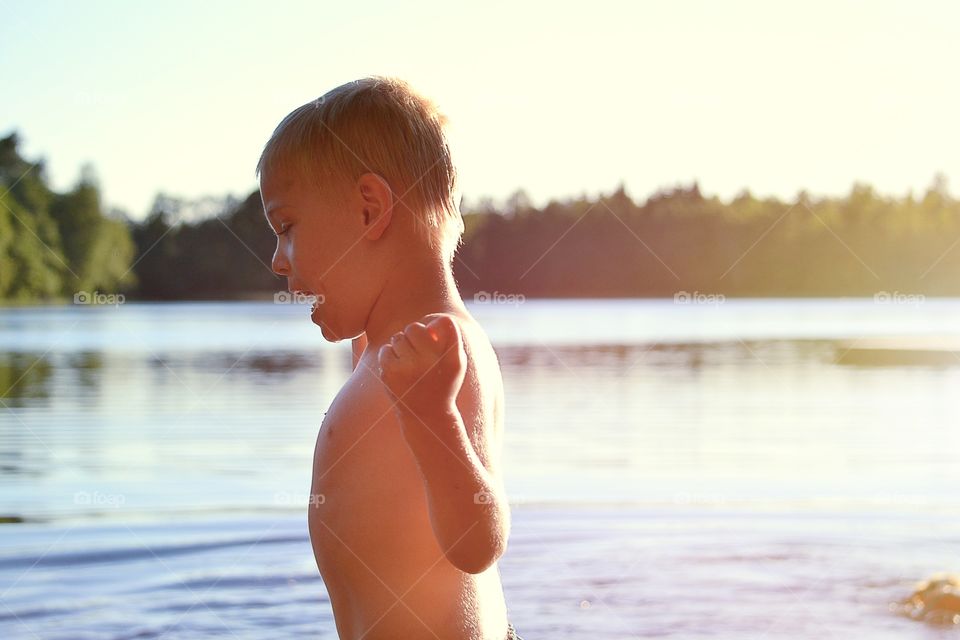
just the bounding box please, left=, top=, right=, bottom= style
left=445, top=517, right=509, bottom=574
left=446, top=535, right=506, bottom=575
left=439, top=483, right=511, bottom=574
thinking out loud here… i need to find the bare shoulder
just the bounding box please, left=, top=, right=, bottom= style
left=421, top=311, right=501, bottom=385
left=422, top=311, right=505, bottom=472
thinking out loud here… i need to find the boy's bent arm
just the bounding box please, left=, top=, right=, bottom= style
left=395, top=401, right=509, bottom=575
left=377, top=314, right=509, bottom=575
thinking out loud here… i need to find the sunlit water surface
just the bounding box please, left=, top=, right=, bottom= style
left=2, top=299, right=960, bottom=639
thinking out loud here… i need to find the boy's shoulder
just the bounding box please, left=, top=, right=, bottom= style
left=350, top=309, right=504, bottom=471
left=341, top=310, right=499, bottom=406
left=422, top=310, right=500, bottom=379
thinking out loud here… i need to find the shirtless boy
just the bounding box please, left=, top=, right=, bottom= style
left=256, top=76, right=523, bottom=640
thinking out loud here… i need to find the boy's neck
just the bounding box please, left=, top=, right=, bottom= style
left=363, top=252, right=465, bottom=348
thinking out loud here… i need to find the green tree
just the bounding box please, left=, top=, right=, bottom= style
left=0, top=132, right=136, bottom=302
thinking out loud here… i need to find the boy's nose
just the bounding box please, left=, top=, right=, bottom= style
left=271, top=248, right=290, bottom=276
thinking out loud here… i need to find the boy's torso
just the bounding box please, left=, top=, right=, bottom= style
left=307, top=313, right=509, bottom=640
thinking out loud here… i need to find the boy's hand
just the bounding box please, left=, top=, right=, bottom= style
left=378, top=314, right=467, bottom=419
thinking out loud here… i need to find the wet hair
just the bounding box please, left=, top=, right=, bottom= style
left=256, top=76, right=463, bottom=261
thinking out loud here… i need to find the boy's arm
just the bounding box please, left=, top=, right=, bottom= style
left=378, top=315, right=509, bottom=575
left=396, top=393, right=509, bottom=575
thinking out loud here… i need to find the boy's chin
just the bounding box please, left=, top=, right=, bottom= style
left=311, top=307, right=334, bottom=338
left=312, top=313, right=349, bottom=343
left=316, top=324, right=339, bottom=343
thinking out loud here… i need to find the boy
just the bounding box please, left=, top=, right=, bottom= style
left=256, top=77, right=523, bottom=640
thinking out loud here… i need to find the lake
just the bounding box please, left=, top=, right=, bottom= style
left=2, top=298, right=959, bottom=639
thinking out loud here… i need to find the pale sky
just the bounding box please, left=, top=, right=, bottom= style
left=2, top=0, right=957, bottom=220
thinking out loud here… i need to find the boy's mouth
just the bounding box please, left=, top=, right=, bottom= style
left=294, top=290, right=321, bottom=314
left=289, top=289, right=319, bottom=306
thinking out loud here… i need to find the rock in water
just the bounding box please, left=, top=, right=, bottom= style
left=896, top=574, right=960, bottom=625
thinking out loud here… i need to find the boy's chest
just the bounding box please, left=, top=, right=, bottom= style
left=309, top=368, right=423, bottom=514
left=306, top=365, right=438, bottom=580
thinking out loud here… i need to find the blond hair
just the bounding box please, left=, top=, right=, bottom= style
left=256, top=76, right=463, bottom=261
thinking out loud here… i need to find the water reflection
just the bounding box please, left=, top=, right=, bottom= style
left=2, top=302, right=960, bottom=525
left=188, top=350, right=340, bottom=376
left=0, top=352, right=56, bottom=401
left=495, top=340, right=840, bottom=372
left=65, top=351, right=105, bottom=389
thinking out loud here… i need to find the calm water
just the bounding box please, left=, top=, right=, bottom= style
left=2, top=299, right=960, bottom=639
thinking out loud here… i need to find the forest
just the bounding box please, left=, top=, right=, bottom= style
left=2, top=131, right=958, bottom=302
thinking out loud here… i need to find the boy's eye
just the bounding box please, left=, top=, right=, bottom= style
left=277, top=222, right=291, bottom=236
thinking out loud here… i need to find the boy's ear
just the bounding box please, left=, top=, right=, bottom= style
left=357, top=173, right=394, bottom=241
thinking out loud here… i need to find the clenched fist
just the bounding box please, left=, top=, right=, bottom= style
left=378, top=314, right=467, bottom=419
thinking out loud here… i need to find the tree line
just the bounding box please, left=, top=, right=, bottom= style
left=2, top=130, right=959, bottom=302
left=0, top=133, right=135, bottom=301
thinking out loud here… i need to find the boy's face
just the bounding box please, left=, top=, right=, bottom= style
left=259, top=164, right=378, bottom=342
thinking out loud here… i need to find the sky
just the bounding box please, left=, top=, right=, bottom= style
left=2, top=0, right=958, bottom=221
